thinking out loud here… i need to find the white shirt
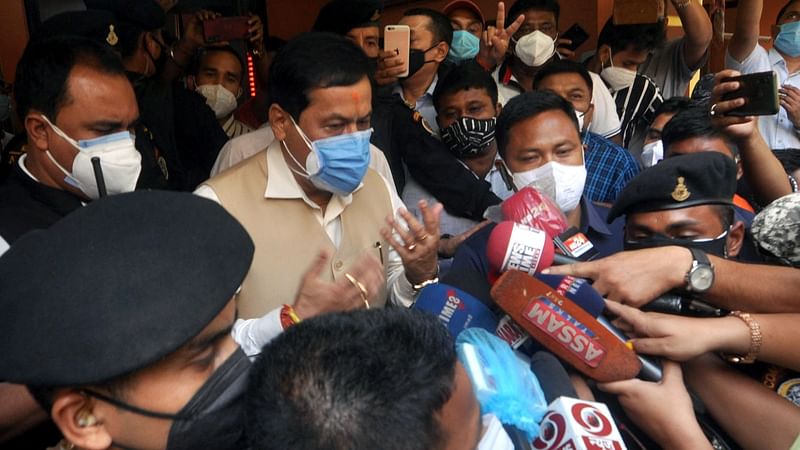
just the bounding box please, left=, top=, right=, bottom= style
left=492, top=63, right=621, bottom=140
left=196, top=141, right=414, bottom=357
left=726, top=45, right=800, bottom=150
left=211, top=126, right=274, bottom=176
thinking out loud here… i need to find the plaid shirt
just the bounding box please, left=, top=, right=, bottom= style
left=583, top=132, right=640, bottom=204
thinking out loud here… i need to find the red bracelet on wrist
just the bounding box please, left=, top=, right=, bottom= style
left=279, top=304, right=302, bottom=330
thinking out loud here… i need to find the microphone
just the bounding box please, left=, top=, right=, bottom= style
left=536, top=273, right=662, bottom=382
left=456, top=328, right=549, bottom=442
left=487, top=221, right=556, bottom=277
left=554, top=227, right=599, bottom=261
left=90, top=156, right=107, bottom=198
left=533, top=397, right=627, bottom=450
left=643, top=294, right=727, bottom=317
left=413, top=283, right=499, bottom=336
left=491, top=270, right=642, bottom=383
left=500, top=186, right=569, bottom=238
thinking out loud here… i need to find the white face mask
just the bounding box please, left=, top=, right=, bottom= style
left=196, top=84, right=238, bottom=119
left=41, top=115, right=141, bottom=199
left=513, top=31, right=556, bottom=67
left=641, top=139, right=663, bottom=168
left=600, top=54, right=637, bottom=92
left=510, top=152, right=587, bottom=212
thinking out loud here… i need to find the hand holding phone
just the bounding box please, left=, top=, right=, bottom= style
left=558, top=23, right=589, bottom=52
left=203, top=16, right=251, bottom=43
left=710, top=70, right=772, bottom=143
left=383, top=25, right=410, bottom=78
left=720, top=71, right=779, bottom=117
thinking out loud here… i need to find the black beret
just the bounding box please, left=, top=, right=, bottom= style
left=84, top=0, right=165, bottom=31
left=0, top=191, right=254, bottom=386
left=607, top=152, right=737, bottom=223
left=312, top=0, right=383, bottom=36
left=34, top=10, right=119, bottom=47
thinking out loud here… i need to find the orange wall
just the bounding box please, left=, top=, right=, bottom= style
left=0, top=0, right=789, bottom=83
left=0, top=1, right=29, bottom=83
left=268, top=0, right=607, bottom=55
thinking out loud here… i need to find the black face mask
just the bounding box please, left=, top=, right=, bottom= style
left=403, top=43, right=441, bottom=79
left=83, top=347, right=251, bottom=450
left=440, top=116, right=497, bottom=158
left=624, top=230, right=730, bottom=258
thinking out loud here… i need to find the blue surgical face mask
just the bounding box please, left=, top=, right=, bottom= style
left=284, top=119, right=372, bottom=196
left=776, top=21, right=800, bottom=57
left=448, top=30, right=481, bottom=64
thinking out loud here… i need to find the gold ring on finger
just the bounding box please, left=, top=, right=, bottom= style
left=406, top=243, right=417, bottom=252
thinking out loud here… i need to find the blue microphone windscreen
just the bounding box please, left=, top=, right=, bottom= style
left=533, top=273, right=605, bottom=318
left=414, top=283, right=499, bottom=336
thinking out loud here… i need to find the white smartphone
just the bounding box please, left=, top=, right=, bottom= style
left=384, top=25, right=410, bottom=78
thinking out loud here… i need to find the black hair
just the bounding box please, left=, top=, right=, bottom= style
left=267, top=32, right=371, bottom=121
left=532, top=58, right=593, bottom=92
left=496, top=90, right=579, bottom=158
left=433, top=60, right=498, bottom=111
left=778, top=0, right=800, bottom=24
left=661, top=106, right=735, bottom=156
left=597, top=17, right=666, bottom=54
left=507, top=0, right=560, bottom=25
left=713, top=204, right=736, bottom=230
left=653, top=96, right=693, bottom=118
left=14, top=35, right=127, bottom=121
left=403, top=8, right=454, bottom=46
left=191, top=45, right=246, bottom=79
left=246, top=308, right=457, bottom=450
left=27, top=375, right=131, bottom=412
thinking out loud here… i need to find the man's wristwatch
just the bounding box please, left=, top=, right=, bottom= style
left=685, top=248, right=715, bottom=293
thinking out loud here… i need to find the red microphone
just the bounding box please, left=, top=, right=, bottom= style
left=487, top=221, right=556, bottom=278
left=500, top=186, right=568, bottom=238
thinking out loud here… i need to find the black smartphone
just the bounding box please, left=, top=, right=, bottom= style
left=559, top=23, right=589, bottom=52
left=720, top=71, right=780, bottom=116
left=203, top=16, right=251, bottom=43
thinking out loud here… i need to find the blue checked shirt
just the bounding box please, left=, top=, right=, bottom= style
left=582, top=132, right=641, bottom=204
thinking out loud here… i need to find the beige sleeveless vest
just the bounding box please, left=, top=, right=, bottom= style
left=203, top=147, right=393, bottom=319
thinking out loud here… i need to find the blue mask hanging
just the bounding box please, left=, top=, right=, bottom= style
left=286, top=119, right=372, bottom=196
left=776, top=21, right=800, bottom=57
left=447, top=30, right=481, bottom=64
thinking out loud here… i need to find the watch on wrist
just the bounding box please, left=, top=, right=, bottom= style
left=685, top=248, right=715, bottom=293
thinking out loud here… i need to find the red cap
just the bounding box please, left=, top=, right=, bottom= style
left=442, top=0, right=486, bottom=24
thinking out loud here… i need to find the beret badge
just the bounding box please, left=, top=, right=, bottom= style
left=671, top=176, right=691, bottom=202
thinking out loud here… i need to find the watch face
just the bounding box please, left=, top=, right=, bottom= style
left=690, top=266, right=714, bottom=292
